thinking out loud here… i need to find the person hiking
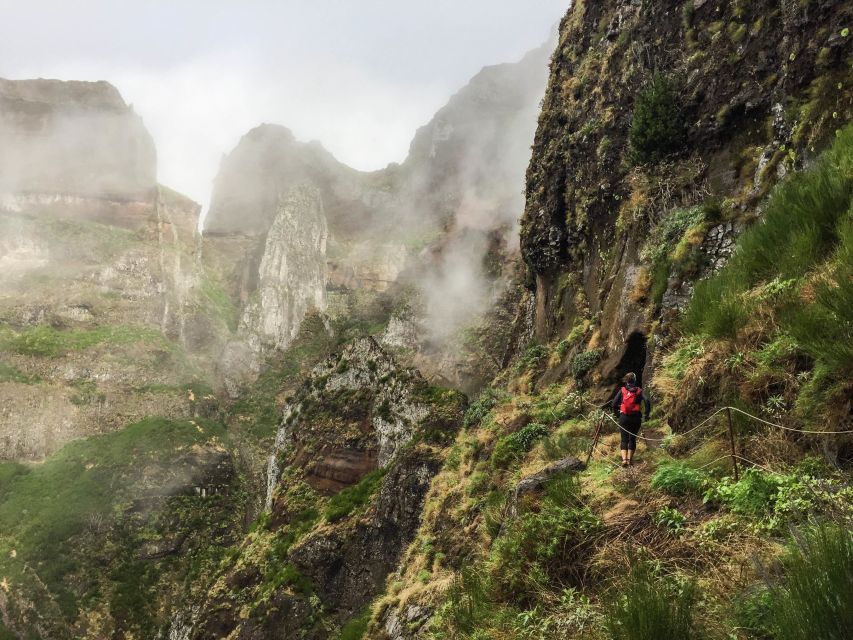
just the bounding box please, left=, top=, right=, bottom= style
left=611, top=372, right=650, bottom=467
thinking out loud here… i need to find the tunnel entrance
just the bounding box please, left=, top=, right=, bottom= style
left=615, top=332, right=648, bottom=387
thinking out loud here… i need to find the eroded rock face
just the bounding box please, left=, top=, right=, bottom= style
left=519, top=0, right=853, bottom=392
left=190, top=338, right=464, bottom=639
left=265, top=337, right=441, bottom=510
left=0, top=78, right=156, bottom=201
left=240, top=185, right=328, bottom=354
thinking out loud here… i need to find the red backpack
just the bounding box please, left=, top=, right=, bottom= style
left=620, top=386, right=642, bottom=414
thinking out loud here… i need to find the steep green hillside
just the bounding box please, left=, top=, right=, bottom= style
left=355, top=128, right=853, bottom=640
left=0, top=417, right=242, bottom=638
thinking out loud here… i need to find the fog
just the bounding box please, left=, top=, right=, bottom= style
left=0, top=0, right=567, bottom=209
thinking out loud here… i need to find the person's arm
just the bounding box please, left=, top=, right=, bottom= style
left=642, top=392, right=651, bottom=419
left=612, top=389, right=622, bottom=414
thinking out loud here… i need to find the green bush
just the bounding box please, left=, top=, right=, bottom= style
left=325, top=468, right=387, bottom=522
left=732, top=586, right=774, bottom=640
left=707, top=468, right=782, bottom=515
left=338, top=607, right=371, bottom=640
left=651, top=461, right=707, bottom=497
left=491, top=423, right=550, bottom=469
left=629, top=73, right=686, bottom=163
left=571, top=349, right=603, bottom=379
left=464, top=388, right=508, bottom=428
left=490, top=474, right=600, bottom=600
left=514, top=343, right=549, bottom=374
left=606, top=562, right=702, bottom=640
left=768, top=525, right=853, bottom=640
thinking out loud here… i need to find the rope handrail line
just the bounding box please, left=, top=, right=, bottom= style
left=581, top=396, right=853, bottom=437
left=725, top=405, right=853, bottom=435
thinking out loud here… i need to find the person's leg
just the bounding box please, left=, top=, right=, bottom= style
left=619, top=416, right=629, bottom=466
left=626, top=417, right=640, bottom=464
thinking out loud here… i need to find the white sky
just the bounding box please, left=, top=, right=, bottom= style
left=0, top=0, right=567, bottom=208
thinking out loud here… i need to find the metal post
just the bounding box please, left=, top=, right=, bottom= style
left=726, top=407, right=739, bottom=481
left=585, top=414, right=603, bottom=467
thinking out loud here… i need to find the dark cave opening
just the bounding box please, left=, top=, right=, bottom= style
left=616, top=332, right=648, bottom=387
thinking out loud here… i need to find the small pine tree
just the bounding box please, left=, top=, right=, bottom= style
left=629, top=73, right=686, bottom=163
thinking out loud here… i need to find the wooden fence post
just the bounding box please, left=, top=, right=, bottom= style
left=726, top=407, right=739, bottom=481
left=585, top=414, right=604, bottom=467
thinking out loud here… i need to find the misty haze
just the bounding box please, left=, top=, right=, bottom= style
left=1, top=1, right=852, bottom=639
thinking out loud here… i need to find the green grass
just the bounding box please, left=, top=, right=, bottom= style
left=0, top=324, right=171, bottom=358
left=683, top=124, right=853, bottom=342
left=324, top=468, right=387, bottom=523
left=606, top=562, right=702, bottom=640
left=651, top=461, right=707, bottom=497
left=200, top=277, right=240, bottom=332
left=768, top=525, right=853, bottom=640
left=0, top=417, right=229, bottom=615
left=0, top=361, right=39, bottom=383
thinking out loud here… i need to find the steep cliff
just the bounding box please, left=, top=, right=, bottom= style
left=0, top=78, right=156, bottom=205
left=201, top=42, right=552, bottom=394
left=520, top=0, right=852, bottom=394
left=186, top=338, right=464, bottom=639
left=0, top=81, right=241, bottom=638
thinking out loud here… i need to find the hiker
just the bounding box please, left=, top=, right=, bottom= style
left=611, top=372, right=651, bottom=467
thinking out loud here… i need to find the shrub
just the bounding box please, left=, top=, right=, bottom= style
left=491, top=423, right=550, bottom=469
left=338, top=608, right=371, bottom=640
left=489, top=474, right=600, bottom=600
left=324, top=468, right=387, bottom=522
left=606, top=562, right=702, bottom=640
left=732, top=586, right=774, bottom=640
left=629, top=73, right=686, bottom=163
left=514, top=343, right=549, bottom=374
left=651, top=461, right=707, bottom=497
left=768, top=525, right=853, bottom=640
left=707, top=468, right=782, bottom=515
left=571, top=349, right=603, bottom=379
left=464, top=388, right=508, bottom=428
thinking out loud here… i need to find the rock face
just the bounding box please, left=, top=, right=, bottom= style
left=189, top=338, right=464, bottom=638
left=239, top=185, right=328, bottom=354
left=0, top=80, right=230, bottom=461
left=0, top=78, right=156, bottom=201
left=201, top=42, right=553, bottom=393
left=519, top=0, right=853, bottom=392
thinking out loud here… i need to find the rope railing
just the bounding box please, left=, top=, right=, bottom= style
left=578, top=395, right=853, bottom=476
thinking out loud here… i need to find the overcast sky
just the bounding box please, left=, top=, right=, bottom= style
left=0, top=0, right=567, bottom=208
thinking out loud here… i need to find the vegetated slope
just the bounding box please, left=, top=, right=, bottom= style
left=0, top=79, right=247, bottom=638
left=325, top=1, right=853, bottom=638
left=359, top=123, right=853, bottom=640
left=0, top=46, right=552, bottom=639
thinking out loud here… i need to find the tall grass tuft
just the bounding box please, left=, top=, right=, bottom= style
left=769, top=524, right=853, bottom=640
left=781, top=215, right=853, bottom=376
left=684, top=124, right=853, bottom=346
left=606, top=562, right=702, bottom=640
